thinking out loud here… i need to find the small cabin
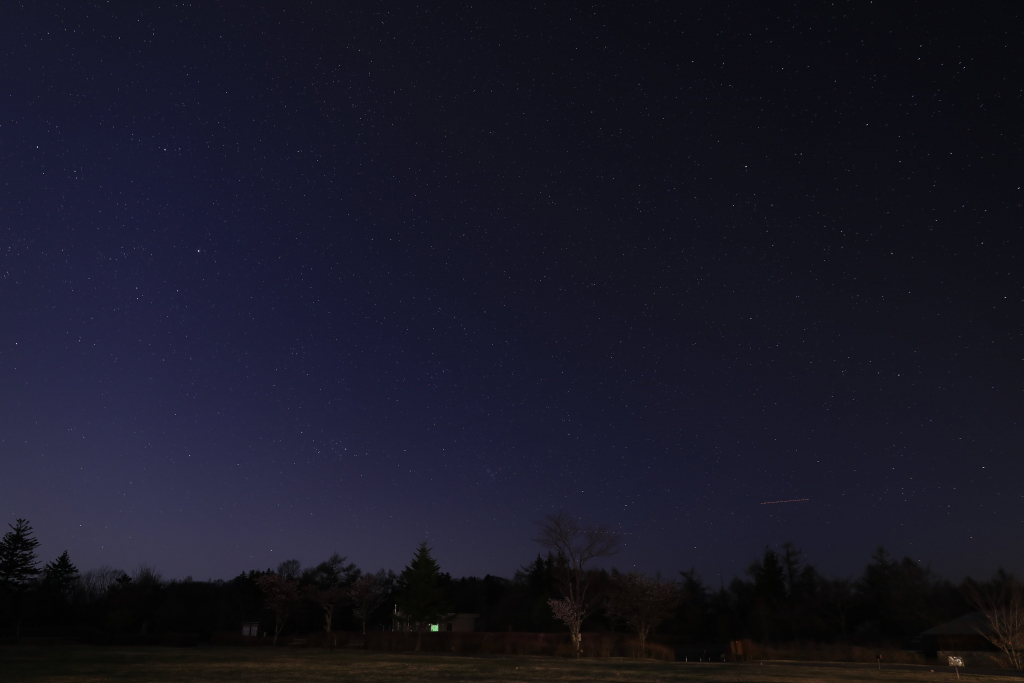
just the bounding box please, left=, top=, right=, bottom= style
left=914, top=611, right=1010, bottom=667
left=916, top=612, right=993, bottom=653
left=431, top=613, right=480, bottom=632
left=393, top=606, right=481, bottom=632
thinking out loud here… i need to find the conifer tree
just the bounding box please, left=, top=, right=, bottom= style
left=39, top=551, right=80, bottom=627
left=397, top=541, right=452, bottom=651
left=0, top=519, right=40, bottom=587
left=0, top=519, right=41, bottom=637
left=43, top=550, right=80, bottom=596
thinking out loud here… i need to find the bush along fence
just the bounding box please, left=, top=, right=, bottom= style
left=722, top=639, right=929, bottom=665
left=363, top=631, right=674, bottom=659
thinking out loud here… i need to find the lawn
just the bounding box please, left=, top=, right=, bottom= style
left=1, top=646, right=1018, bottom=683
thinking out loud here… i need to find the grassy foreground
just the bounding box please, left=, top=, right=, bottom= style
left=0, top=646, right=1017, bottom=683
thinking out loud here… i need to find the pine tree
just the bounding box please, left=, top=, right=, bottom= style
left=39, top=551, right=79, bottom=627
left=0, top=519, right=40, bottom=588
left=397, top=541, right=452, bottom=651
left=43, top=550, right=80, bottom=596
left=0, top=519, right=41, bottom=637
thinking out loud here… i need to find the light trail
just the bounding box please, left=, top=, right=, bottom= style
left=760, top=498, right=809, bottom=505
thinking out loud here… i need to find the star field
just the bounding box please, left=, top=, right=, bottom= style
left=1, top=2, right=1021, bottom=582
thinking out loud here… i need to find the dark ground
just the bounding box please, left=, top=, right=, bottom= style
left=1, top=646, right=1021, bottom=683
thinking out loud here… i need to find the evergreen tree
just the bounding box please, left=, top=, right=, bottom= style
left=747, top=546, right=786, bottom=641
left=749, top=546, right=787, bottom=603
left=40, top=551, right=80, bottom=627
left=518, top=553, right=558, bottom=631
left=0, top=519, right=41, bottom=637
left=397, top=541, right=452, bottom=651
left=0, top=519, right=40, bottom=588
left=676, top=568, right=709, bottom=637
left=43, top=551, right=80, bottom=596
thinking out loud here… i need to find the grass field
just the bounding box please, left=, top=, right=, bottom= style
left=1, top=646, right=1019, bottom=683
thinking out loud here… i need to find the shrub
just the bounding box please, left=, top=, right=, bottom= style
left=363, top=631, right=673, bottom=659
left=738, top=640, right=927, bottom=664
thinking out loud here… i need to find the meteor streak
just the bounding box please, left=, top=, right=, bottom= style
left=761, top=498, right=809, bottom=505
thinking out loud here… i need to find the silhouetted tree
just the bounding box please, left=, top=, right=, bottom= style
left=115, top=564, right=164, bottom=635
left=42, top=551, right=80, bottom=595
left=967, top=572, right=1024, bottom=669
left=0, top=519, right=41, bottom=587
left=747, top=546, right=786, bottom=640
left=535, top=512, right=619, bottom=656
left=132, top=564, right=162, bottom=585
left=396, top=541, right=452, bottom=651
left=511, top=554, right=559, bottom=632
left=79, top=565, right=122, bottom=601
left=302, top=553, right=358, bottom=649
left=782, top=542, right=803, bottom=598
left=606, top=572, right=679, bottom=656
left=674, top=568, right=710, bottom=638
left=302, top=554, right=357, bottom=589
left=775, top=542, right=825, bottom=639
left=855, top=545, right=953, bottom=640
left=256, top=572, right=300, bottom=645
left=348, top=570, right=388, bottom=634
left=0, top=519, right=41, bottom=637
left=826, top=577, right=854, bottom=642
left=38, top=550, right=79, bottom=626
left=277, top=559, right=302, bottom=580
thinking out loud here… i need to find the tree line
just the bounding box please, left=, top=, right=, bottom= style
left=1, top=515, right=1018, bottom=659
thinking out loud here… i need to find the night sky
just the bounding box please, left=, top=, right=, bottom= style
left=2, top=3, right=1021, bottom=584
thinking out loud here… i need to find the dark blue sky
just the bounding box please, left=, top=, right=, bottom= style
left=2, top=2, right=1021, bottom=583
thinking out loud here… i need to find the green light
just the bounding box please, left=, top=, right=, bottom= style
left=430, top=624, right=439, bottom=632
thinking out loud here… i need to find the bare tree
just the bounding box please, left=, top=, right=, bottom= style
left=606, top=572, right=679, bottom=657
left=79, top=565, right=123, bottom=601
left=256, top=573, right=300, bottom=645
left=967, top=574, right=1024, bottom=670
left=131, top=564, right=163, bottom=585
left=277, top=559, right=302, bottom=580
left=535, top=511, right=619, bottom=657
left=348, top=570, right=388, bottom=634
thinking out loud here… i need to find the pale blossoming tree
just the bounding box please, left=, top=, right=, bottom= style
left=547, top=597, right=585, bottom=651
left=535, top=512, right=619, bottom=657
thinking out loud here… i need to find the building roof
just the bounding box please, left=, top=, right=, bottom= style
left=920, top=611, right=987, bottom=636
